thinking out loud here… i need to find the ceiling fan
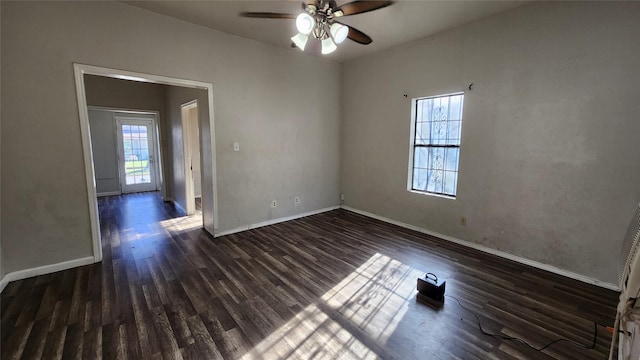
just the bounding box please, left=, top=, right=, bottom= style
left=240, top=0, right=393, bottom=54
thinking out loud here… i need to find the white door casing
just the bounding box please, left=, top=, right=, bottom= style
left=74, top=63, right=218, bottom=264
left=116, top=116, right=159, bottom=193
left=181, top=100, right=198, bottom=215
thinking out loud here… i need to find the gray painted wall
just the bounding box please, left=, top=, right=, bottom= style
left=84, top=75, right=166, bottom=114
left=340, top=1, right=640, bottom=285
left=1, top=1, right=341, bottom=274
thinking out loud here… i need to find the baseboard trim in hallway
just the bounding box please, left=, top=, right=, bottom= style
left=0, top=256, right=95, bottom=293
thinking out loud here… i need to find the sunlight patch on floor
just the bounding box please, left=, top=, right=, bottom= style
left=242, top=253, right=423, bottom=359
left=322, top=253, right=421, bottom=343
left=242, top=303, right=378, bottom=360
left=158, top=213, right=203, bottom=232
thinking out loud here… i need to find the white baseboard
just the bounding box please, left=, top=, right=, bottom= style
left=0, top=256, right=95, bottom=293
left=341, top=205, right=620, bottom=291
left=214, top=206, right=340, bottom=238
left=173, top=201, right=187, bottom=215
left=97, top=191, right=121, bottom=197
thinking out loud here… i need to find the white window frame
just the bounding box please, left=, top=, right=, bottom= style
left=407, top=91, right=464, bottom=199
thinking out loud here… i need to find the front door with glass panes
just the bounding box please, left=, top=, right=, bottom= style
left=116, top=116, right=158, bottom=193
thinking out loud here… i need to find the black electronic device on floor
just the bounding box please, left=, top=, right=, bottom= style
left=416, top=273, right=445, bottom=309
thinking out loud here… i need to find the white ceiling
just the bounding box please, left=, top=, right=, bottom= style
left=125, top=1, right=530, bottom=62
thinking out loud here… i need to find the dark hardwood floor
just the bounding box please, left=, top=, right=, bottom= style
left=1, top=192, right=619, bottom=359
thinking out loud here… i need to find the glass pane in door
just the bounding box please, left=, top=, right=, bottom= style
left=122, top=124, right=151, bottom=185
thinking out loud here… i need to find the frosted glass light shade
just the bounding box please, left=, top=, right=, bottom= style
left=291, top=33, right=309, bottom=50
left=321, top=37, right=337, bottom=54
left=330, top=23, right=349, bottom=44
left=296, top=13, right=314, bottom=35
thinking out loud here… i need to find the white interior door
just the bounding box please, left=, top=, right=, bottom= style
left=116, top=116, right=158, bottom=193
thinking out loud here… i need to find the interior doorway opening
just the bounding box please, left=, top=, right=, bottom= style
left=181, top=100, right=203, bottom=217
left=74, top=63, right=218, bottom=263
left=88, top=108, right=163, bottom=197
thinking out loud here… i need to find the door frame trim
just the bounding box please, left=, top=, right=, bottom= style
left=181, top=100, right=198, bottom=215
left=73, top=63, right=218, bottom=263
left=115, top=115, right=160, bottom=194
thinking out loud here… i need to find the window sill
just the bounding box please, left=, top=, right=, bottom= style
left=408, top=189, right=456, bottom=200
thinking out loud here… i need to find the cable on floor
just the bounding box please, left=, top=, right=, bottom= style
left=445, top=294, right=601, bottom=352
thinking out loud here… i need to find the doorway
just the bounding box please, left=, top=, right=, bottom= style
left=181, top=100, right=202, bottom=215
left=88, top=108, right=162, bottom=197
left=74, top=63, right=218, bottom=263
left=116, top=115, right=160, bottom=193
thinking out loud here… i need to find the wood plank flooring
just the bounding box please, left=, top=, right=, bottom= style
left=1, top=192, right=619, bottom=359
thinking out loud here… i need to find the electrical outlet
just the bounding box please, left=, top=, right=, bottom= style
left=294, top=196, right=301, bottom=206
left=460, top=217, right=467, bottom=226
left=271, top=200, right=277, bottom=208
left=233, top=142, right=240, bottom=152
left=340, top=194, right=345, bottom=201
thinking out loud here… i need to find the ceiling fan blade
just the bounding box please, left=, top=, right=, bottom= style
left=334, top=1, right=393, bottom=17
left=239, top=12, right=297, bottom=19
left=339, top=23, right=372, bottom=45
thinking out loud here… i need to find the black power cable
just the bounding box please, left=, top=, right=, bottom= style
left=445, top=294, right=600, bottom=352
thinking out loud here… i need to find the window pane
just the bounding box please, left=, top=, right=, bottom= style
left=436, top=170, right=445, bottom=193
left=410, top=93, right=463, bottom=197
left=417, top=122, right=429, bottom=145
left=428, top=147, right=445, bottom=172
left=446, top=121, right=461, bottom=145
left=414, top=147, right=428, bottom=169
left=435, top=97, right=448, bottom=121
left=415, top=121, right=423, bottom=144
left=426, top=169, right=436, bottom=193
left=423, top=99, right=431, bottom=123
left=444, top=171, right=457, bottom=196
left=426, top=169, right=444, bottom=194
left=449, top=95, right=463, bottom=121
left=413, top=168, right=427, bottom=191
left=444, top=148, right=459, bottom=171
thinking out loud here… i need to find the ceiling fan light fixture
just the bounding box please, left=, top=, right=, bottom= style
left=330, top=23, right=349, bottom=44
left=295, top=13, right=314, bottom=35
left=291, top=32, right=309, bottom=50
left=321, top=37, right=337, bottom=55
left=242, top=0, right=389, bottom=54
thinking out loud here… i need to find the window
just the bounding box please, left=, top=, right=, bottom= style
left=409, top=92, right=464, bottom=197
